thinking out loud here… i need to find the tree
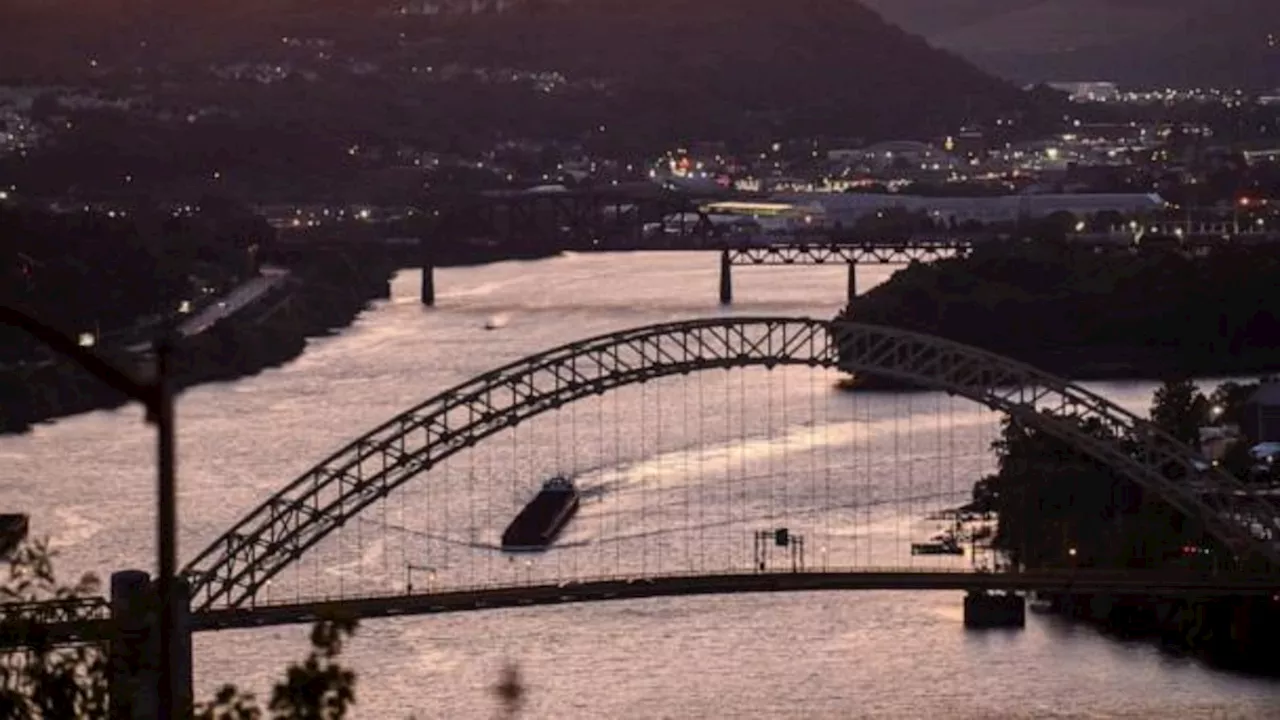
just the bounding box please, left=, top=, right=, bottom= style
left=984, top=415, right=1136, bottom=570
left=0, top=541, right=360, bottom=719
left=1150, top=378, right=1209, bottom=448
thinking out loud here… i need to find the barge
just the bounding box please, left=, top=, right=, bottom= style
left=502, top=476, right=580, bottom=551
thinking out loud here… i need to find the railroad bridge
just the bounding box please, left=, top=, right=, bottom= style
left=272, top=188, right=1280, bottom=306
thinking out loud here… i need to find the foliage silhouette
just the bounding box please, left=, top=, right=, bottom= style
left=0, top=540, right=361, bottom=719
left=976, top=377, right=1280, bottom=671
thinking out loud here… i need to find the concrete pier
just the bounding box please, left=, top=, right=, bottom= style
left=420, top=259, right=436, bottom=306
left=109, top=570, right=193, bottom=719
left=846, top=261, right=858, bottom=304
left=964, top=590, right=1026, bottom=629
left=719, top=250, right=733, bottom=305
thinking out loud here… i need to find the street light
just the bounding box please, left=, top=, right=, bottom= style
left=0, top=303, right=180, bottom=719
left=406, top=564, right=436, bottom=594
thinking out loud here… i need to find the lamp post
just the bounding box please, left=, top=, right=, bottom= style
left=1, top=303, right=180, bottom=719
left=405, top=564, right=436, bottom=594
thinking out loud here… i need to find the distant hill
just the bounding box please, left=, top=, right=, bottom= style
left=405, top=0, right=1039, bottom=140
left=0, top=0, right=1041, bottom=144
left=860, top=0, right=1280, bottom=88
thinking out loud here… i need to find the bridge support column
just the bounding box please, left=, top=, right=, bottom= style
left=109, top=570, right=193, bottom=719
left=846, top=261, right=858, bottom=305
left=963, top=590, right=1025, bottom=629
left=719, top=250, right=733, bottom=305
left=420, top=258, right=436, bottom=307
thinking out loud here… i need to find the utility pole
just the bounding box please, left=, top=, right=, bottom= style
left=1, top=304, right=183, bottom=719
left=155, top=337, right=179, bottom=720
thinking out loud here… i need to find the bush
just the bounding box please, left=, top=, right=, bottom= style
left=0, top=540, right=358, bottom=719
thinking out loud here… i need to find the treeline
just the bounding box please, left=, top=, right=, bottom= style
left=0, top=203, right=270, bottom=364
left=844, top=240, right=1280, bottom=380
left=972, top=378, right=1280, bottom=672
left=1, top=250, right=397, bottom=435
left=1, top=0, right=1063, bottom=201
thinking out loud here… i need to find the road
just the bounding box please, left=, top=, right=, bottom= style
left=124, top=266, right=292, bottom=353
left=171, top=266, right=291, bottom=339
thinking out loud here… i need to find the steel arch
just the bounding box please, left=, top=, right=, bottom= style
left=181, top=318, right=1280, bottom=611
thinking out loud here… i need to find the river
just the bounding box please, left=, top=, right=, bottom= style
left=2, top=252, right=1278, bottom=718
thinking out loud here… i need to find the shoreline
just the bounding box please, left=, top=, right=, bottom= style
left=10, top=248, right=1280, bottom=434
left=0, top=251, right=398, bottom=436
left=0, top=243, right=572, bottom=436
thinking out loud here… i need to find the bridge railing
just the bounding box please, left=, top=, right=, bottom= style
left=244, top=566, right=978, bottom=606
left=238, top=564, right=1261, bottom=610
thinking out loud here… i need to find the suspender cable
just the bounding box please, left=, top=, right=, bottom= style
left=894, top=392, right=901, bottom=567
left=727, top=366, right=737, bottom=568
left=863, top=384, right=873, bottom=567
left=442, top=455, right=449, bottom=580
left=655, top=378, right=664, bottom=576
left=773, top=363, right=783, bottom=543
left=597, top=393, right=605, bottom=576
left=936, top=392, right=943, bottom=520
left=767, top=368, right=775, bottom=566
left=571, top=399, right=578, bottom=580
left=813, top=366, right=823, bottom=571
left=739, top=367, right=748, bottom=570
left=906, top=393, right=914, bottom=567
left=486, top=429, right=495, bottom=585
left=555, top=408, right=562, bottom=583
left=640, top=381, right=647, bottom=577
left=381, top=482, right=387, bottom=588
left=401, top=453, right=407, bottom=593
left=683, top=373, right=692, bottom=571
left=698, top=370, right=706, bottom=572
left=469, top=441, right=477, bottom=587
left=614, top=388, right=622, bottom=574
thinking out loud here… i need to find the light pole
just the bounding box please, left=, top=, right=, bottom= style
left=1, top=303, right=180, bottom=719
left=406, top=564, right=436, bottom=594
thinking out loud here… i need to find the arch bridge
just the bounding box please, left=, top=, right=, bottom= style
left=4, top=317, right=1280, bottom=649
left=179, top=316, right=1280, bottom=615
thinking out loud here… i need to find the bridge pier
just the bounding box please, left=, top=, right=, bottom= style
left=719, top=250, right=733, bottom=305
left=846, top=261, right=858, bottom=305
left=963, top=590, right=1025, bottom=629
left=109, top=570, right=193, bottom=719
left=420, top=258, right=436, bottom=307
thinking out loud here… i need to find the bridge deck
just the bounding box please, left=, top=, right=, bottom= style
left=4, top=568, right=1277, bottom=647
left=195, top=569, right=1280, bottom=631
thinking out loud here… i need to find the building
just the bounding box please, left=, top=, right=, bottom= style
left=1241, top=383, right=1280, bottom=444
left=1046, top=82, right=1121, bottom=103
left=769, top=192, right=1167, bottom=227
left=701, top=201, right=827, bottom=233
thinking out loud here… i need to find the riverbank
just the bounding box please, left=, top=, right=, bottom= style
left=0, top=251, right=397, bottom=435
left=836, top=240, right=1280, bottom=390
left=966, top=375, right=1280, bottom=677
left=1038, top=591, right=1280, bottom=676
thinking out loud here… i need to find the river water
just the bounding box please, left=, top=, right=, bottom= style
left=3, top=252, right=1279, bottom=718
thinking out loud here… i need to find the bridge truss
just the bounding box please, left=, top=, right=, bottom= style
left=422, top=187, right=722, bottom=248
left=177, top=318, right=1280, bottom=613
left=724, top=241, right=971, bottom=266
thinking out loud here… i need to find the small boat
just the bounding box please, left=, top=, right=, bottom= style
left=835, top=375, right=863, bottom=391
left=501, top=476, right=580, bottom=552
left=0, top=514, right=29, bottom=558
left=1028, top=593, right=1054, bottom=614
left=911, top=534, right=964, bottom=556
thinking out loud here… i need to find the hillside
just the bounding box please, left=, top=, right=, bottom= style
left=418, top=0, right=1035, bottom=140
left=0, top=0, right=1040, bottom=150
left=860, top=0, right=1280, bottom=88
